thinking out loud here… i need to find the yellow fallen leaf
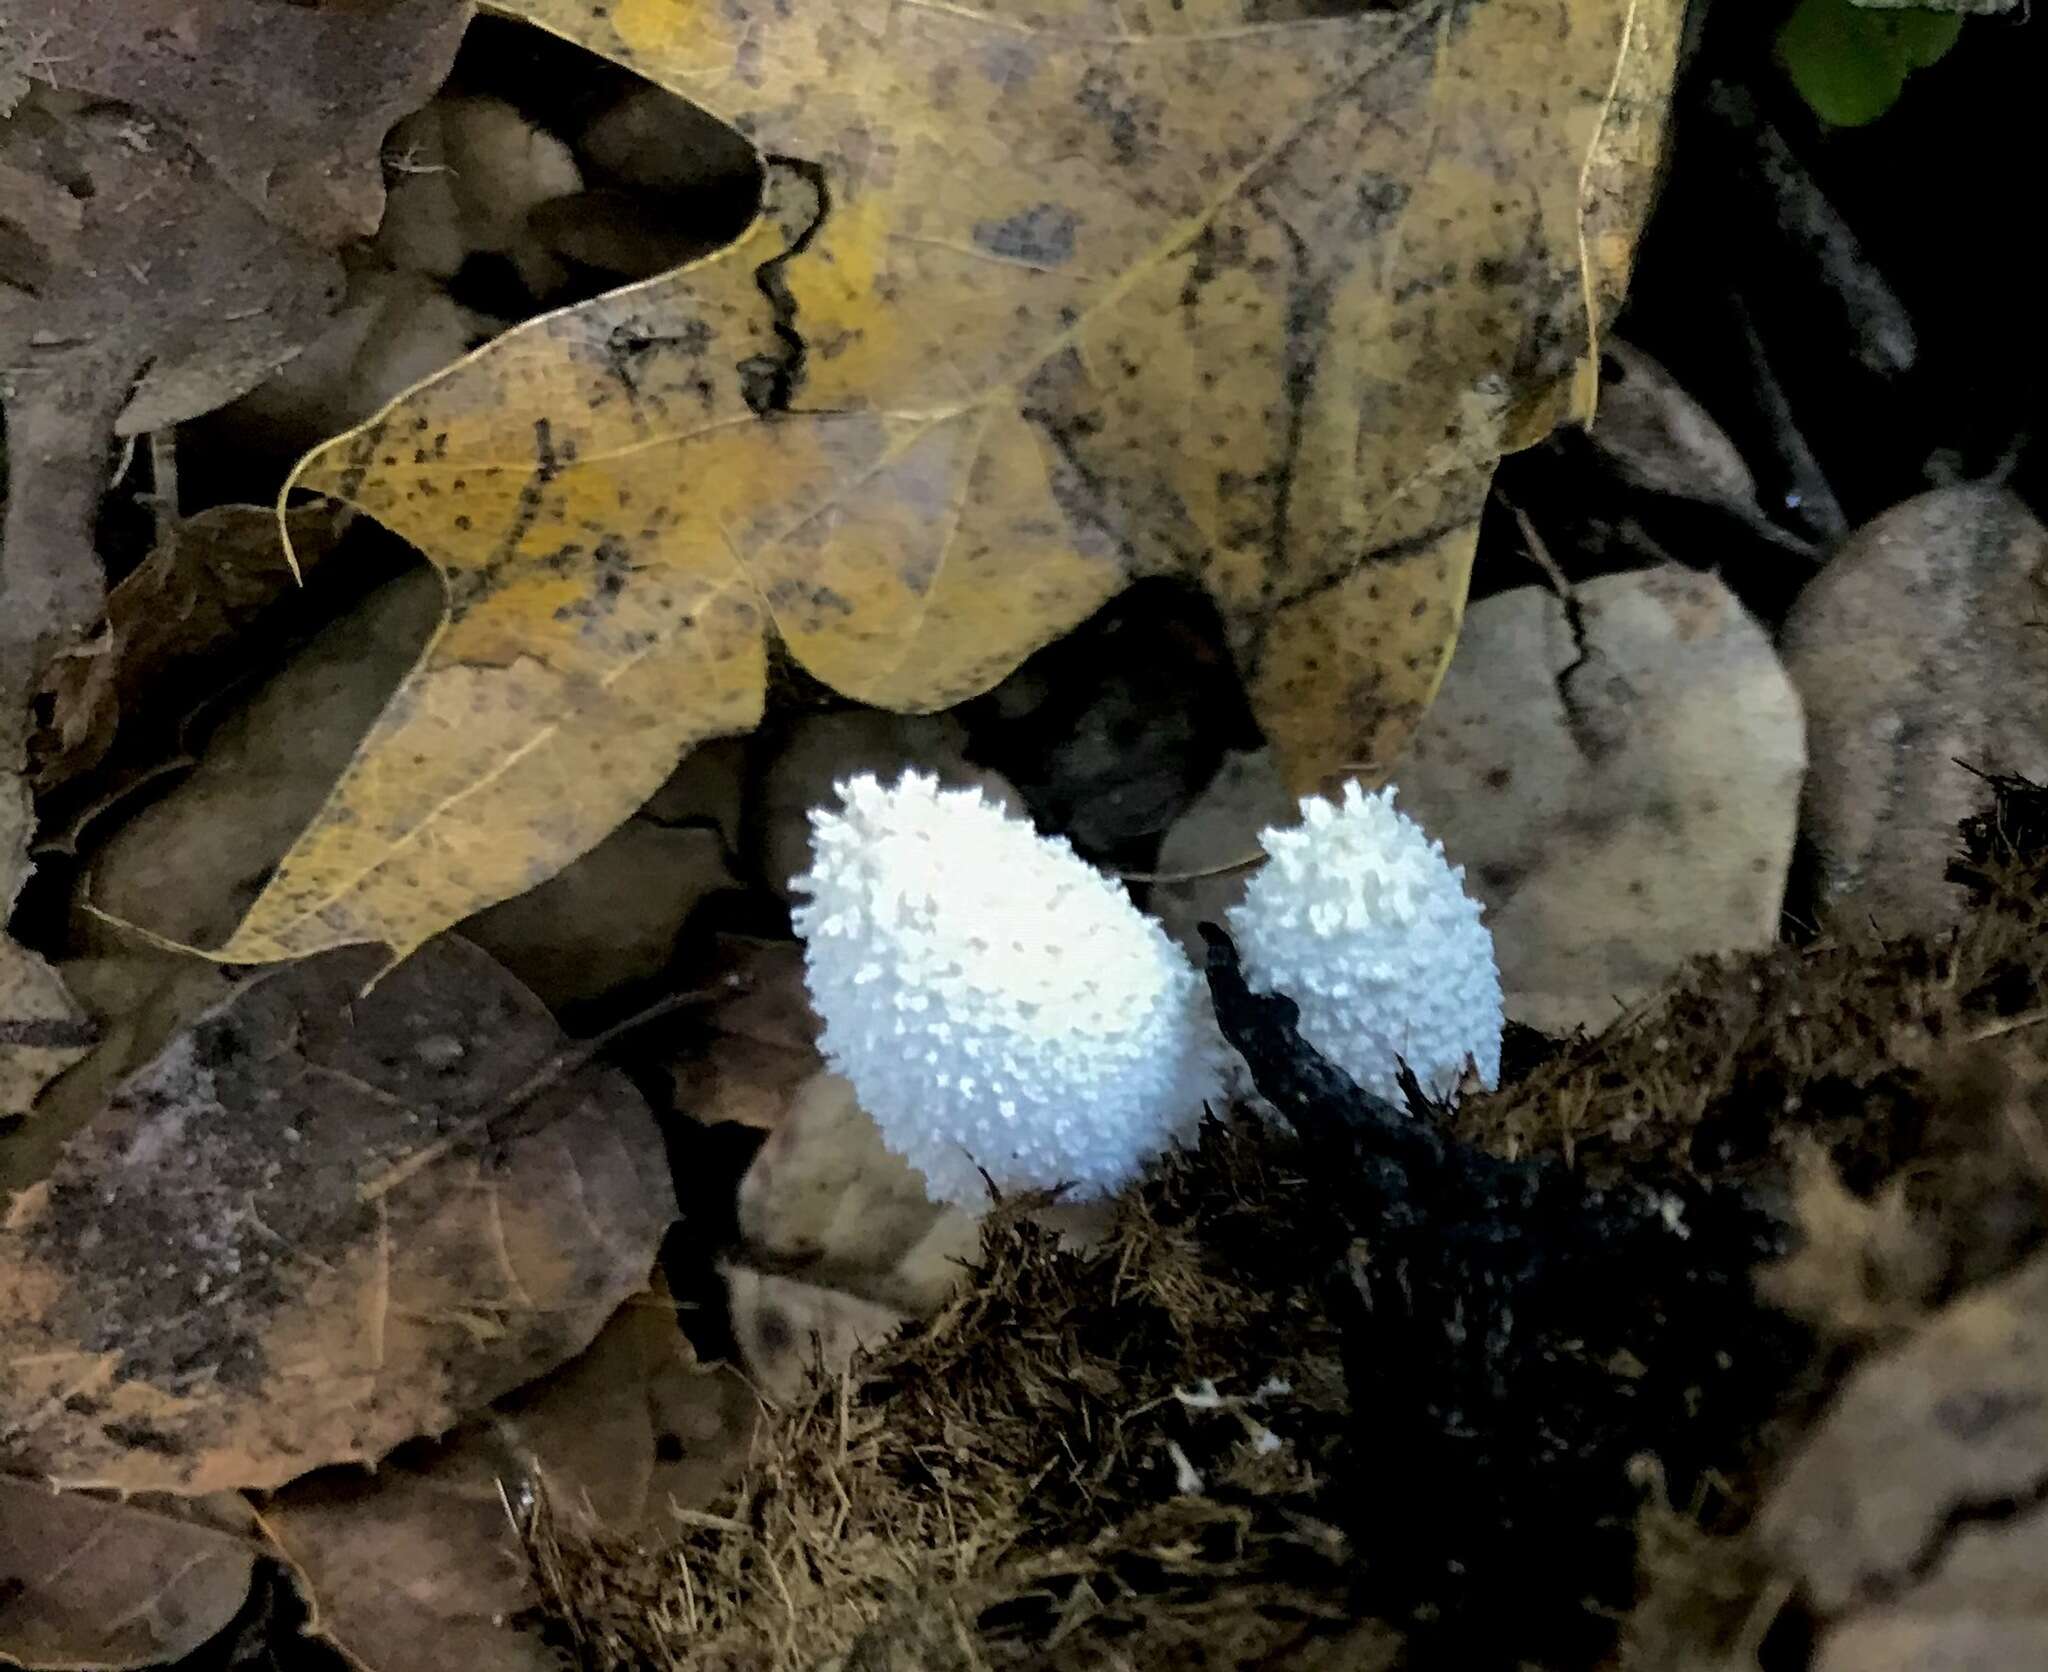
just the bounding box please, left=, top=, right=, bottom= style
left=235, top=0, right=1680, bottom=963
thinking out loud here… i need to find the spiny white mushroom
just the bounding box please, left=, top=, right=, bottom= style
left=792, top=771, right=1224, bottom=1206
left=1228, top=781, right=1503, bottom=1104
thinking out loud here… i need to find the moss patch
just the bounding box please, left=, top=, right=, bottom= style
left=526, top=1129, right=1367, bottom=1670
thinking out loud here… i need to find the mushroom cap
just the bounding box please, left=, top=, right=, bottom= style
left=1228, top=781, right=1502, bottom=1104
left=793, top=771, right=1223, bottom=1206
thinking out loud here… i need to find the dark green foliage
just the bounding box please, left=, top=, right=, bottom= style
left=1776, top=0, right=1963, bottom=127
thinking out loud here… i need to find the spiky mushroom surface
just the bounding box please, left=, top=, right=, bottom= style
left=1228, top=780, right=1504, bottom=1104
left=793, top=771, right=1222, bottom=1206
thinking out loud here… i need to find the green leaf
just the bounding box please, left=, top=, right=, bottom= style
left=1776, top=0, right=1964, bottom=127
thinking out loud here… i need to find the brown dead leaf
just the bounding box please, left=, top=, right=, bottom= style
left=1784, top=485, right=2048, bottom=937
left=3, top=783, right=185, bottom=1153
left=737, top=1071, right=979, bottom=1316
left=261, top=1287, right=755, bottom=1672
left=0, top=949, right=234, bottom=1206
left=84, top=567, right=445, bottom=956
left=0, top=942, right=93, bottom=1121
left=1587, top=340, right=1765, bottom=518
left=0, top=776, right=79, bottom=1121
left=32, top=502, right=352, bottom=797
left=1804, top=1504, right=2048, bottom=1672
left=464, top=819, right=735, bottom=1012
left=491, top=1287, right=757, bottom=1533
left=666, top=936, right=820, bottom=1131
left=265, top=1455, right=559, bottom=1672
left=0, top=1481, right=257, bottom=1672
left=0, top=932, right=77, bottom=1129
left=725, top=1265, right=907, bottom=1406
left=1761, top=1250, right=2048, bottom=1622
left=223, top=0, right=1683, bottom=963
left=1398, top=565, right=1806, bottom=1034
left=0, top=936, right=673, bottom=1494
left=3, top=0, right=471, bottom=249
left=1, top=775, right=28, bottom=905
left=0, top=0, right=465, bottom=727
left=0, top=90, right=341, bottom=724
left=1754, top=1245, right=2048, bottom=1667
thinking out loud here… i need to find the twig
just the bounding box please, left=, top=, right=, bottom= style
left=147, top=427, right=180, bottom=548
left=1502, top=494, right=1574, bottom=599
left=1111, top=853, right=1264, bottom=885
left=1968, top=1008, right=2048, bottom=1044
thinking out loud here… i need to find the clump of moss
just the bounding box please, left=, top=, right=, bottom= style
left=1458, top=772, right=2048, bottom=1300
left=524, top=1125, right=1368, bottom=1671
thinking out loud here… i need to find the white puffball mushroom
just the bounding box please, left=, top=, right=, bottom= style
left=792, top=771, right=1223, bottom=1207
left=1228, top=781, right=1503, bottom=1104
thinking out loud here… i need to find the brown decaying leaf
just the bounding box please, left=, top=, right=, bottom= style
left=1761, top=1249, right=2048, bottom=1617
left=1, top=774, right=29, bottom=905
left=1783, top=485, right=2048, bottom=938
left=724, top=1265, right=908, bottom=1406
left=666, top=936, right=819, bottom=1131
left=82, top=568, right=446, bottom=958
left=222, top=0, right=1682, bottom=964
left=1396, top=564, right=1806, bottom=1035
left=1804, top=1507, right=2048, bottom=1672
left=1760, top=1248, right=2048, bottom=1669
left=0, top=783, right=75, bottom=1117
left=33, top=502, right=353, bottom=797
left=464, top=819, right=735, bottom=1012
left=0, top=937, right=673, bottom=1494
left=0, top=90, right=340, bottom=727
left=261, top=1287, right=756, bottom=1672
left=1586, top=340, right=1761, bottom=516
left=736, top=1071, right=981, bottom=1316
left=491, top=1287, right=757, bottom=1534
left=0, top=0, right=466, bottom=732
left=0, top=950, right=235, bottom=1206
left=3, top=0, right=473, bottom=249
left=0, top=1481, right=257, bottom=1672
left=0, top=941, right=94, bottom=1120
left=265, top=1456, right=560, bottom=1672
